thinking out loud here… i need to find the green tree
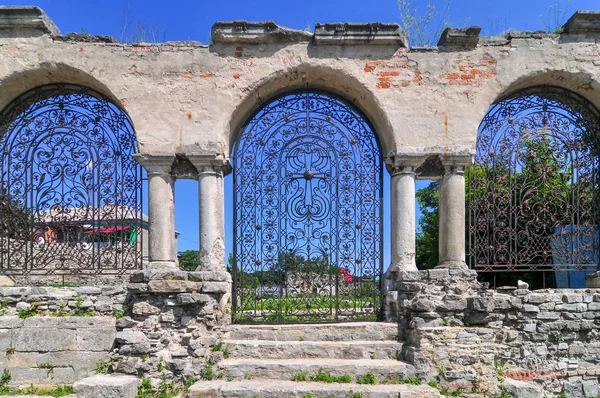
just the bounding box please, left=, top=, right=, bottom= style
left=415, top=181, right=439, bottom=269
left=178, top=250, right=199, bottom=271
left=416, top=133, right=595, bottom=289
left=0, top=187, right=31, bottom=241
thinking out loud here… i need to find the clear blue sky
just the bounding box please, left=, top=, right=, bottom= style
left=6, top=0, right=596, bottom=267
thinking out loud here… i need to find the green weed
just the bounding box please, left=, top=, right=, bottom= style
left=293, top=371, right=308, bottom=381
left=356, top=372, right=376, bottom=385
left=17, top=305, right=38, bottom=319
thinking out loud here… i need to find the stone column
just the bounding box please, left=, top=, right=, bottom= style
left=189, top=155, right=230, bottom=272
left=134, top=154, right=177, bottom=269
left=385, top=154, right=425, bottom=274
left=437, top=155, right=471, bottom=269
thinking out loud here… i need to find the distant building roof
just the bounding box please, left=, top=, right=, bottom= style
left=36, top=205, right=148, bottom=224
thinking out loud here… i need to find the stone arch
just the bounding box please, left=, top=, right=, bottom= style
left=468, top=80, right=600, bottom=287
left=483, top=70, right=600, bottom=123
left=226, top=64, right=395, bottom=157
left=0, top=63, right=125, bottom=116
left=0, top=82, right=144, bottom=278
left=230, top=89, right=384, bottom=323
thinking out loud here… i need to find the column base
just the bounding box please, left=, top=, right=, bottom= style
left=436, top=260, right=468, bottom=270
left=148, top=261, right=179, bottom=270
left=388, top=262, right=418, bottom=274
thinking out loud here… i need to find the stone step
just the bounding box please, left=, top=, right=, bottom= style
left=224, top=339, right=403, bottom=360
left=188, top=379, right=440, bottom=398
left=216, top=358, right=415, bottom=382
left=225, top=322, right=399, bottom=342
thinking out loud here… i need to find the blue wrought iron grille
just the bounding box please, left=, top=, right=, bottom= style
left=0, top=84, right=143, bottom=275
left=232, top=91, right=383, bottom=323
left=469, top=86, right=600, bottom=275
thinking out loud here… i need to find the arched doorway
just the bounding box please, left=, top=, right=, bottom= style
left=232, top=91, right=383, bottom=323
left=468, top=86, right=600, bottom=288
left=0, top=84, right=143, bottom=277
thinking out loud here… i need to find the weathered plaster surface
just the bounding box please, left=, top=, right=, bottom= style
left=1, top=27, right=599, bottom=160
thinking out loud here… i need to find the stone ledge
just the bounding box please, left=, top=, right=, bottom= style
left=212, top=20, right=311, bottom=44
left=563, top=11, right=600, bottom=35
left=437, top=26, right=481, bottom=50
left=314, top=22, right=407, bottom=46
left=128, top=279, right=231, bottom=294
left=0, top=6, right=60, bottom=37
left=130, top=269, right=231, bottom=283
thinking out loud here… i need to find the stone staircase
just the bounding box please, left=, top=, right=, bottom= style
left=188, top=322, right=441, bottom=397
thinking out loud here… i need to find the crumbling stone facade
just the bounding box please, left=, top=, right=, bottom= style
left=393, top=269, right=600, bottom=396
left=1, top=6, right=600, bottom=397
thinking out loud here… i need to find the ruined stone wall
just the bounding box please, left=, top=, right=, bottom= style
left=394, top=270, right=600, bottom=397
left=110, top=270, right=231, bottom=382
left=0, top=285, right=123, bottom=386
left=0, top=270, right=230, bottom=387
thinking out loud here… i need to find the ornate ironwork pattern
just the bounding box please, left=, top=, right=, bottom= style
left=469, top=86, right=600, bottom=272
left=233, top=91, right=383, bottom=323
left=0, top=84, right=143, bottom=275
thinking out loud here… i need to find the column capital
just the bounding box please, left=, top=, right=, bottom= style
left=133, top=153, right=175, bottom=174
left=187, top=153, right=232, bottom=177
left=439, top=154, right=472, bottom=175
left=384, top=151, right=427, bottom=176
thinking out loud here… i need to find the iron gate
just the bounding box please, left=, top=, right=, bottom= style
left=0, top=84, right=143, bottom=276
left=469, top=86, right=600, bottom=273
left=232, top=91, right=383, bottom=323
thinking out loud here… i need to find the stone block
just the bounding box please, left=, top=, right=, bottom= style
left=13, top=328, right=76, bottom=352
left=563, top=379, right=584, bottom=397
left=0, top=330, right=12, bottom=353
left=582, top=379, right=599, bottom=397
left=0, top=317, right=23, bottom=329
left=75, top=286, right=102, bottom=295
left=116, top=330, right=149, bottom=345
left=102, top=286, right=126, bottom=295
left=522, top=305, right=540, bottom=313
left=524, top=293, right=553, bottom=304
left=148, top=280, right=196, bottom=293
left=587, top=302, right=600, bottom=311
left=177, top=293, right=212, bottom=305
left=563, top=293, right=584, bottom=303
left=502, top=378, right=543, bottom=398
left=199, top=281, right=230, bottom=294
left=132, top=301, right=161, bottom=315
left=74, top=374, right=140, bottom=398
left=428, top=269, right=450, bottom=280
left=468, top=297, right=494, bottom=312
left=395, top=270, right=421, bottom=282
left=36, top=351, right=110, bottom=377
left=0, top=276, right=15, bottom=287
left=23, top=316, right=115, bottom=329
left=6, top=366, right=75, bottom=385
left=0, top=287, right=25, bottom=297
left=437, top=294, right=467, bottom=311
left=116, top=330, right=151, bottom=354
left=537, top=312, right=560, bottom=320
left=77, top=328, right=116, bottom=351
left=409, top=298, right=436, bottom=312
left=188, top=271, right=232, bottom=282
